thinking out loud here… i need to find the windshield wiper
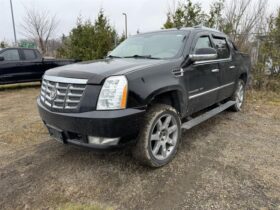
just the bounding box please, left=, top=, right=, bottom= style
left=123, top=55, right=160, bottom=59
left=107, top=55, right=122, bottom=58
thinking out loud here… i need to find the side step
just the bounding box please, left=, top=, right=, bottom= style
left=181, top=101, right=236, bottom=130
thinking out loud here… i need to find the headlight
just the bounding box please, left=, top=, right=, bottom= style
left=97, top=76, right=128, bottom=110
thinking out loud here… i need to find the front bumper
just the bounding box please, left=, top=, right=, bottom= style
left=37, top=98, right=145, bottom=149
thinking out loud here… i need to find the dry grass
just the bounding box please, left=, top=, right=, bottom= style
left=246, top=89, right=280, bottom=121
left=0, top=87, right=279, bottom=210
left=0, top=82, right=40, bottom=91
left=58, top=203, right=113, bottom=210
left=0, top=87, right=46, bottom=146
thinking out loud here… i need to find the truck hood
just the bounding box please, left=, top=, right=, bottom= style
left=45, top=58, right=169, bottom=84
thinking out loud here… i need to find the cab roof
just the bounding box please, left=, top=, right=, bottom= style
left=139, top=26, right=225, bottom=37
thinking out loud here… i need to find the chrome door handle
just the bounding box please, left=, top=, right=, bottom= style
left=229, top=66, right=236, bottom=69
left=211, top=69, right=220, bottom=73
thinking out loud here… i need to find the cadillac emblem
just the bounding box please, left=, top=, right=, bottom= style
left=49, top=87, right=57, bottom=100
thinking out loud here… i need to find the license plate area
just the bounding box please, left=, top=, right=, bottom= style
left=47, top=125, right=64, bottom=142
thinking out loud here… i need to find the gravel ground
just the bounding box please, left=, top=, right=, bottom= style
left=0, top=87, right=279, bottom=210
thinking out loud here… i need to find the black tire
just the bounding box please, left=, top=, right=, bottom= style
left=230, top=79, right=245, bottom=112
left=132, top=104, right=181, bottom=168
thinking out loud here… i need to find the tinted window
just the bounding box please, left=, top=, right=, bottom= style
left=212, top=37, right=230, bottom=59
left=194, top=36, right=212, bottom=52
left=23, top=49, right=37, bottom=60
left=0, top=49, right=20, bottom=61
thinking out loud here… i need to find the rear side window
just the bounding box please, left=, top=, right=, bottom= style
left=194, top=36, right=212, bottom=52
left=0, top=49, right=20, bottom=61
left=23, top=49, right=37, bottom=60
left=212, top=37, right=230, bottom=59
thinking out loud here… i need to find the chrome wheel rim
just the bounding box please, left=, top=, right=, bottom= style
left=236, top=82, right=244, bottom=109
left=150, top=114, right=178, bottom=161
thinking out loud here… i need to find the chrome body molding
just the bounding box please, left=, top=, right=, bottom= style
left=211, top=68, right=220, bottom=73
left=43, top=75, right=88, bottom=84
left=188, top=88, right=200, bottom=94
left=189, top=53, right=217, bottom=61
left=189, top=82, right=235, bottom=100
left=194, top=56, right=232, bottom=65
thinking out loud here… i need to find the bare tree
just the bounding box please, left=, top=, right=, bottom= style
left=21, top=7, right=59, bottom=55
left=223, top=0, right=267, bottom=51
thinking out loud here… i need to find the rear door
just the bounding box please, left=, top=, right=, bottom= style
left=211, top=35, right=237, bottom=101
left=185, top=32, right=221, bottom=114
left=0, top=49, right=22, bottom=84
left=20, top=49, right=44, bottom=81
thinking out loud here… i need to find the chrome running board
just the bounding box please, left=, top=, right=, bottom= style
left=181, top=101, right=236, bottom=130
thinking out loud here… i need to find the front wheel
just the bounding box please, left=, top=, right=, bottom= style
left=230, top=79, right=245, bottom=112
left=132, top=104, right=181, bottom=168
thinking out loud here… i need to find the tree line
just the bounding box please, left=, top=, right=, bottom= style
left=1, top=0, right=279, bottom=91
left=162, top=0, right=280, bottom=90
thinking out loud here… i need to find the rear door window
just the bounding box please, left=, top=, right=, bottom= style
left=212, top=37, right=230, bottom=59
left=23, top=49, right=37, bottom=60
left=0, top=49, right=20, bottom=61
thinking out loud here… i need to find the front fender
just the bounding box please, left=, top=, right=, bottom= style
left=127, top=74, right=187, bottom=116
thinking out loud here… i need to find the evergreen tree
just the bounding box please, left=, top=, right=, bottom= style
left=255, top=8, right=280, bottom=90
left=163, top=0, right=209, bottom=28
left=207, top=0, right=224, bottom=29
left=0, top=41, right=7, bottom=48
left=57, top=10, right=117, bottom=61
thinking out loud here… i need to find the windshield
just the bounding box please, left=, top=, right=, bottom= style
left=110, top=31, right=187, bottom=59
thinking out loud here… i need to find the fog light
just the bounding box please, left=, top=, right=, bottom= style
left=88, top=136, right=120, bottom=146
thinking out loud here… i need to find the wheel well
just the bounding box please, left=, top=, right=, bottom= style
left=239, top=73, right=248, bottom=84
left=149, top=91, right=181, bottom=114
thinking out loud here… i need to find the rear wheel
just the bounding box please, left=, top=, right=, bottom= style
left=230, top=79, right=245, bottom=112
left=132, top=104, right=181, bottom=168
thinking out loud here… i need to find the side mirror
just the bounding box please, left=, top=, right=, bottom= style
left=189, top=48, right=217, bottom=62
left=0, top=56, right=4, bottom=61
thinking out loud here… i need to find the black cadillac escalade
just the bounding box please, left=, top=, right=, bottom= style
left=37, top=26, right=250, bottom=167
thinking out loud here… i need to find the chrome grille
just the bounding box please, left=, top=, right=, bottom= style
left=40, top=75, right=87, bottom=110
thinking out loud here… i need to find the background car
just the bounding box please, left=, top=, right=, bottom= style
left=0, top=47, right=79, bottom=84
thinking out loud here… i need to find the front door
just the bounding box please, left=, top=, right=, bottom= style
left=184, top=33, right=221, bottom=114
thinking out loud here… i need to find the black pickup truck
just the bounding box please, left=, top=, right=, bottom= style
left=37, top=26, right=250, bottom=167
left=0, top=48, right=77, bottom=84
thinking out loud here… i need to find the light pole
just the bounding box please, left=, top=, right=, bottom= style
left=10, top=0, right=17, bottom=45
left=122, top=13, right=127, bottom=39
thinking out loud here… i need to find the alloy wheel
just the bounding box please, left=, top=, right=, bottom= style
left=236, top=81, right=244, bottom=109
left=150, top=114, right=179, bottom=160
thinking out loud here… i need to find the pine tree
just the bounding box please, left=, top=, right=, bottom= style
left=57, top=9, right=117, bottom=61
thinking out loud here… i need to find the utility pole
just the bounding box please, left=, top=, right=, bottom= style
left=10, top=0, right=17, bottom=45
left=122, top=13, right=127, bottom=39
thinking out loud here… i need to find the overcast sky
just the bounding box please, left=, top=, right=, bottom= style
left=0, top=0, right=279, bottom=43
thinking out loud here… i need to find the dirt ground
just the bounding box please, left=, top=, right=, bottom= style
left=0, top=86, right=279, bottom=210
